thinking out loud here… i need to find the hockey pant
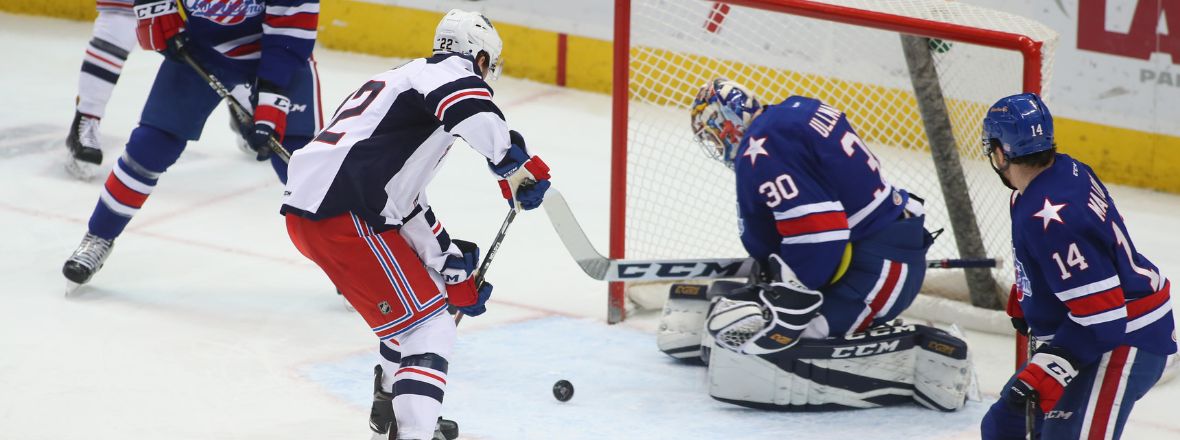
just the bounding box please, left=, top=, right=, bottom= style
left=85, top=56, right=323, bottom=240
left=818, top=214, right=932, bottom=337
left=77, top=0, right=136, bottom=118
left=981, top=346, right=1168, bottom=440
left=286, top=212, right=453, bottom=439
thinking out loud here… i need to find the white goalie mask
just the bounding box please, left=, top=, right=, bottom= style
left=434, top=9, right=504, bottom=80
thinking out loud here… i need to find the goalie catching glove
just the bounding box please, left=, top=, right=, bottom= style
left=134, top=0, right=187, bottom=57
left=489, top=130, right=550, bottom=210
left=442, top=240, right=493, bottom=316
left=706, top=254, right=823, bottom=355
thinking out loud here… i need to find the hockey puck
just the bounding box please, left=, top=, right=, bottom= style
left=552, top=380, right=574, bottom=402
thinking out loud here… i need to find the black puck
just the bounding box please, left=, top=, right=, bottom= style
left=552, top=379, right=574, bottom=402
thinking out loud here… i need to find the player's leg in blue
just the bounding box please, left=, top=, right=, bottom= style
left=63, top=57, right=224, bottom=291
left=821, top=214, right=932, bottom=335
left=1042, top=346, right=1167, bottom=439
left=981, top=374, right=1043, bottom=440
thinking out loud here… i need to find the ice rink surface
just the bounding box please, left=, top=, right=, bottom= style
left=1, top=13, right=1178, bottom=439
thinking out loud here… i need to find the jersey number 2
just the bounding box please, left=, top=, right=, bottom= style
left=1050, top=243, right=1089, bottom=280
left=314, top=80, right=387, bottom=145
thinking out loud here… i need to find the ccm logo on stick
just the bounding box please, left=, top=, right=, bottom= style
left=615, top=261, right=743, bottom=279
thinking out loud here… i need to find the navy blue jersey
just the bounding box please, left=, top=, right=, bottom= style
left=736, top=96, right=908, bottom=289
left=180, top=0, right=318, bottom=89
left=1012, top=154, right=1175, bottom=365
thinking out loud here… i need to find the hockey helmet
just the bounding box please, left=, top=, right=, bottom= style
left=690, top=78, right=763, bottom=167
left=434, top=9, right=503, bottom=79
left=981, top=93, right=1054, bottom=159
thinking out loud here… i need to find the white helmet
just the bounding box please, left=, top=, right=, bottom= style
left=434, top=9, right=503, bottom=79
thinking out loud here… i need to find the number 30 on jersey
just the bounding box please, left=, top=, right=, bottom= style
left=760, top=174, right=799, bottom=208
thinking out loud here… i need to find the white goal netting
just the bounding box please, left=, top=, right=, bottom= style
left=617, top=0, right=1058, bottom=315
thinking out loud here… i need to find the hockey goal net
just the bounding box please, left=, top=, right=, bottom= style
left=609, top=0, right=1058, bottom=326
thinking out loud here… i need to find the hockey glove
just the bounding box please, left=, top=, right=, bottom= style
left=246, top=79, right=291, bottom=161
left=489, top=130, right=551, bottom=211
left=1006, top=284, right=1029, bottom=336
left=1003, top=347, right=1079, bottom=414
left=134, top=0, right=186, bottom=57
left=706, top=254, right=823, bottom=355
left=441, top=240, right=492, bottom=316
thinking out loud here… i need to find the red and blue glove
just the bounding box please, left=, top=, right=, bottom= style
left=1003, top=348, right=1079, bottom=413
left=247, top=80, right=291, bottom=161
left=133, top=0, right=186, bottom=56
left=442, top=240, right=493, bottom=317
left=489, top=130, right=551, bottom=211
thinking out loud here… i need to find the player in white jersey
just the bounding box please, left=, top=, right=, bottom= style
left=66, top=0, right=137, bottom=179
left=281, top=10, right=551, bottom=439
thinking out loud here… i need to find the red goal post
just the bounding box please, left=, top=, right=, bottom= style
left=608, top=0, right=1058, bottom=366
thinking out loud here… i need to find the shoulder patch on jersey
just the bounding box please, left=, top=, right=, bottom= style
left=744, top=136, right=769, bottom=166
left=1032, top=197, right=1067, bottom=231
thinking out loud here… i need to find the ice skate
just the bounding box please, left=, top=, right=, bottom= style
left=62, top=233, right=114, bottom=294
left=65, top=111, right=103, bottom=180
left=370, top=365, right=458, bottom=440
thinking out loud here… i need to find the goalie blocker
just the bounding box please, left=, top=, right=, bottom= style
left=659, top=281, right=973, bottom=412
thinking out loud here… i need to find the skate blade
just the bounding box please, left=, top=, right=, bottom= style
left=65, top=158, right=101, bottom=181
left=65, top=280, right=83, bottom=297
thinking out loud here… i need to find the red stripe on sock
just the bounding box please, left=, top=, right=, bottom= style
left=104, top=172, right=149, bottom=208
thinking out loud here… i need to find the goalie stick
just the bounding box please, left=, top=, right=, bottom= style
left=169, top=39, right=292, bottom=163
left=542, top=188, right=1000, bottom=282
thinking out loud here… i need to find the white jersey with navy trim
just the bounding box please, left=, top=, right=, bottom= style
left=282, top=53, right=509, bottom=227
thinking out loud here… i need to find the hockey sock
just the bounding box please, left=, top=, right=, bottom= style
left=391, top=353, right=449, bottom=440
left=379, top=341, right=401, bottom=393
left=88, top=125, right=184, bottom=240
left=77, top=8, right=136, bottom=118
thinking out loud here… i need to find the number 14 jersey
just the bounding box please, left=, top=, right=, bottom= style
left=1011, top=154, right=1174, bottom=366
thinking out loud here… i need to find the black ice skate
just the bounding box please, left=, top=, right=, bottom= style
left=65, top=111, right=103, bottom=180
left=370, top=365, right=459, bottom=440
left=62, top=233, right=114, bottom=294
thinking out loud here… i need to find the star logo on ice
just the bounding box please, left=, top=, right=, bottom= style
left=1033, top=197, right=1067, bottom=231
left=744, top=137, right=769, bottom=166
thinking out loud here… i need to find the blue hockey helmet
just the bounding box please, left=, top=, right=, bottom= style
left=690, top=78, right=763, bottom=167
left=981, top=93, right=1054, bottom=159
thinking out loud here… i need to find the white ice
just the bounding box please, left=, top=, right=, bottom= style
left=1, top=13, right=1178, bottom=440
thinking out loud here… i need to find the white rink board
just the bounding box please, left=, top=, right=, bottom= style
left=1, top=13, right=1179, bottom=440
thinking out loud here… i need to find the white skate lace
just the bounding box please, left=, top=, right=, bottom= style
left=77, top=116, right=102, bottom=150
left=70, top=234, right=113, bottom=270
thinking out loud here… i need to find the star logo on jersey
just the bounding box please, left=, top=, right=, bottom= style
left=1033, top=197, right=1067, bottom=230
left=744, top=137, right=769, bottom=166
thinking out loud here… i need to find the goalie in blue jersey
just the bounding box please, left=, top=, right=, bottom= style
left=656, top=78, right=973, bottom=412
left=979, top=93, right=1175, bottom=440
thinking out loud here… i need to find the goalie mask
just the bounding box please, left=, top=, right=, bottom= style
left=434, top=9, right=504, bottom=80
left=690, top=79, right=763, bottom=168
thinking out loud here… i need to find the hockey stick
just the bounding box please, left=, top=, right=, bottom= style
left=168, top=39, right=292, bottom=163
left=1025, top=335, right=1037, bottom=439
left=543, top=188, right=1000, bottom=282
left=454, top=208, right=518, bottom=325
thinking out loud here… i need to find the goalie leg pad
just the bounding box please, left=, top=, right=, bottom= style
left=657, top=281, right=744, bottom=362
left=913, top=325, right=972, bottom=412
left=706, top=323, right=971, bottom=411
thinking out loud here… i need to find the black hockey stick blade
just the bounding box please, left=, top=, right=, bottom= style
left=543, top=188, right=999, bottom=282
